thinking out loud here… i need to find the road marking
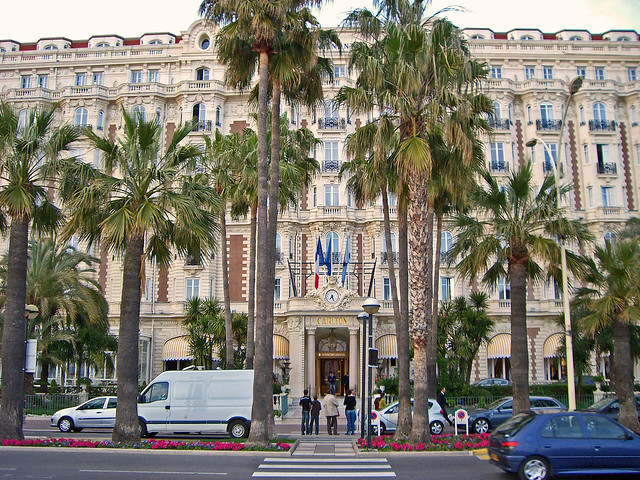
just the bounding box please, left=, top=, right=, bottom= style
left=259, top=465, right=392, bottom=469
left=253, top=473, right=395, bottom=478
left=80, top=470, right=227, bottom=476
left=253, top=457, right=396, bottom=478
left=264, top=458, right=387, bottom=463
left=0, top=468, right=17, bottom=471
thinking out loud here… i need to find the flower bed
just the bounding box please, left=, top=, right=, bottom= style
left=357, top=433, right=489, bottom=452
left=1, top=438, right=290, bottom=451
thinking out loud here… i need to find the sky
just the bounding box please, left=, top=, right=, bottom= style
left=0, top=0, right=638, bottom=43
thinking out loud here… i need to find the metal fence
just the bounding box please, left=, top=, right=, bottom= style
left=449, top=394, right=598, bottom=411
left=24, top=393, right=88, bottom=416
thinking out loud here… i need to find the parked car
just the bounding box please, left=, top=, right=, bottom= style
left=472, top=378, right=512, bottom=387
left=372, top=399, right=447, bottom=435
left=51, top=396, right=117, bottom=433
left=489, top=411, right=640, bottom=480
left=468, top=396, right=566, bottom=434
left=582, top=395, right=640, bottom=423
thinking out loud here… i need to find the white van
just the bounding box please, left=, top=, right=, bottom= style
left=137, top=369, right=253, bottom=438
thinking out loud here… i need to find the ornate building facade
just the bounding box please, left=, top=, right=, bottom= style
left=1, top=21, right=638, bottom=397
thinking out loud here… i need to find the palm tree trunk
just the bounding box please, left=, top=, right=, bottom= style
left=612, top=317, right=640, bottom=431
left=0, top=215, right=30, bottom=440
left=220, top=208, right=234, bottom=369
left=408, top=174, right=432, bottom=444
left=112, top=234, right=144, bottom=443
left=247, top=50, right=271, bottom=447
left=245, top=201, right=257, bottom=369
left=509, top=257, right=530, bottom=415
left=395, top=195, right=412, bottom=438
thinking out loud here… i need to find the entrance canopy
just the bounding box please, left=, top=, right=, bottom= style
left=487, top=333, right=511, bottom=359
left=544, top=333, right=564, bottom=358
left=162, top=336, right=193, bottom=361
left=375, top=334, right=397, bottom=359
left=273, top=334, right=290, bottom=359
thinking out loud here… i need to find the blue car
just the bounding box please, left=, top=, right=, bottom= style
left=489, top=411, right=640, bottom=480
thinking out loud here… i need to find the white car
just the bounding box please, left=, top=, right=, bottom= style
left=372, top=399, right=448, bottom=435
left=51, top=396, right=117, bottom=433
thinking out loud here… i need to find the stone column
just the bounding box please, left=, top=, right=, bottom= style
left=306, top=328, right=316, bottom=395
left=349, top=328, right=358, bottom=394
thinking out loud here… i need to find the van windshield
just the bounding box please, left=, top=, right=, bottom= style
left=139, top=382, right=169, bottom=403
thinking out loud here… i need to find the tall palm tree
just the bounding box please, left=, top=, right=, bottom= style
left=449, top=162, right=593, bottom=414
left=0, top=103, right=79, bottom=440
left=59, top=107, right=219, bottom=443
left=575, top=239, right=640, bottom=431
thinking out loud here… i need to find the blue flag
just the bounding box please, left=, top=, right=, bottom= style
left=324, top=236, right=332, bottom=276
left=314, top=237, right=324, bottom=289
left=341, top=236, right=350, bottom=287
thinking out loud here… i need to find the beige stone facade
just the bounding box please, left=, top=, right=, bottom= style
left=1, top=21, right=639, bottom=396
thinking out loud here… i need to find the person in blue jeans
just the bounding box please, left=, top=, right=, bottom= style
left=299, top=389, right=311, bottom=435
left=343, top=388, right=357, bottom=435
left=328, top=371, right=336, bottom=395
left=310, top=394, right=321, bottom=435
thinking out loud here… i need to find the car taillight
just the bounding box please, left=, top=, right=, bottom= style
left=440, top=410, right=444, bottom=415
left=501, top=441, right=518, bottom=450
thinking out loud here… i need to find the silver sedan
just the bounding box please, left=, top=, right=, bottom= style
left=50, top=396, right=117, bottom=433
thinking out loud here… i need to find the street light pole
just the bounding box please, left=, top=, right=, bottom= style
left=357, top=311, right=368, bottom=439
left=525, top=76, right=582, bottom=412
left=363, top=297, right=380, bottom=447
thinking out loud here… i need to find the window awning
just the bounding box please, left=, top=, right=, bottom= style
left=544, top=333, right=564, bottom=358
left=375, top=334, right=397, bottom=359
left=162, top=336, right=193, bottom=361
left=487, top=333, right=511, bottom=359
left=273, top=334, right=290, bottom=359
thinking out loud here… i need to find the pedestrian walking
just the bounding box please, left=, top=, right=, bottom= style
left=327, top=371, right=337, bottom=395
left=438, top=387, right=454, bottom=426
left=341, top=373, right=349, bottom=395
left=323, top=392, right=339, bottom=435
left=310, top=394, right=321, bottom=435
left=299, top=389, right=312, bottom=435
left=343, top=388, right=357, bottom=435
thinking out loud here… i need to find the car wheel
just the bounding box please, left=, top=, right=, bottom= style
left=473, top=418, right=490, bottom=434
left=229, top=420, right=249, bottom=439
left=138, top=418, right=148, bottom=438
left=430, top=420, right=444, bottom=435
left=379, top=423, right=387, bottom=435
left=519, top=456, right=549, bottom=480
left=58, top=417, right=75, bottom=433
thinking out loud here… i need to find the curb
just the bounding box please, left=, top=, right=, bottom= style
left=473, top=448, right=488, bottom=455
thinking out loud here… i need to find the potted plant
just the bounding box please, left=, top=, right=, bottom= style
left=591, top=375, right=605, bottom=390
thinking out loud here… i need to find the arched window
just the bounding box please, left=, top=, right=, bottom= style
left=527, top=105, right=532, bottom=124
left=492, top=101, right=502, bottom=120
left=440, top=231, right=453, bottom=262
left=569, top=36, right=583, bottom=41
left=96, top=42, right=110, bottom=48
left=17, top=110, right=27, bottom=130
left=593, top=102, right=607, bottom=122
left=149, top=39, right=163, bottom=45
left=617, top=37, right=630, bottom=42
left=540, top=102, right=554, bottom=122
left=43, top=44, right=58, bottom=50
left=275, top=233, right=282, bottom=263
left=604, top=231, right=616, bottom=244
left=579, top=106, right=585, bottom=124
left=470, top=35, right=484, bottom=39
left=73, top=107, right=88, bottom=126
left=520, top=35, right=534, bottom=40
left=132, top=106, right=146, bottom=123
left=97, top=110, right=104, bottom=130
left=199, top=36, right=211, bottom=50
left=325, top=231, right=340, bottom=264
left=196, top=67, right=210, bottom=81
left=156, top=108, right=162, bottom=120
left=382, top=233, right=397, bottom=264
left=215, top=106, right=221, bottom=126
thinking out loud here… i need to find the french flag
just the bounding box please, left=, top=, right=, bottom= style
left=314, top=237, right=324, bottom=289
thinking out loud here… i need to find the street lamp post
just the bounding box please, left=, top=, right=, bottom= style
left=357, top=311, right=368, bottom=439
left=362, top=297, right=380, bottom=447
left=524, top=75, right=582, bottom=412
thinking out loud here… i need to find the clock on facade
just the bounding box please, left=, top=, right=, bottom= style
left=325, top=289, right=339, bottom=303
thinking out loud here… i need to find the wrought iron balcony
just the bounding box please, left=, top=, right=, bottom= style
left=596, top=162, right=617, bottom=175
left=192, top=120, right=212, bottom=132
left=381, top=251, right=399, bottom=264
left=322, top=159, right=340, bottom=173
left=489, top=161, right=509, bottom=173
left=536, top=119, right=562, bottom=131
left=488, top=118, right=510, bottom=130
left=318, top=117, right=346, bottom=130
left=589, top=120, right=616, bottom=132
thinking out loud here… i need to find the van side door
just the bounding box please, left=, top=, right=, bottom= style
left=138, top=381, right=170, bottom=432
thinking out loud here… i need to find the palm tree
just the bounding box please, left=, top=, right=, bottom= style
left=0, top=103, right=79, bottom=440
left=575, top=239, right=640, bottom=431
left=59, top=107, right=219, bottom=443
left=184, top=297, right=224, bottom=370
left=449, top=162, right=593, bottom=414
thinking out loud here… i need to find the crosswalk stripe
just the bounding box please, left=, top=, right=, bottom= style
left=253, top=473, right=396, bottom=478
left=254, top=455, right=396, bottom=478
left=264, top=458, right=388, bottom=463
left=259, top=465, right=392, bottom=469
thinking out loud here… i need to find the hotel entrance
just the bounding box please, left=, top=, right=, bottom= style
left=315, top=328, right=349, bottom=396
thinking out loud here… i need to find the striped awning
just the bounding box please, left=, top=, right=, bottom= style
left=375, top=335, right=398, bottom=359
left=544, top=333, right=564, bottom=358
left=162, top=336, right=193, bottom=361
left=487, top=333, right=511, bottom=359
left=273, top=335, right=290, bottom=359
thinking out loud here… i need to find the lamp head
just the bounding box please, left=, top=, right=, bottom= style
left=525, top=139, right=538, bottom=148
left=25, top=304, right=39, bottom=320
left=363, top=297, right=380, bottom=315
left=357, top=312, right=368, bottom=322
left=569, top=76, right=583, bottom=95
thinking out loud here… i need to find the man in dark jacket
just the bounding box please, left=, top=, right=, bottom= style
left=299, top=389, right=312, bottom=434
left=438, top=387, right=454, bottom=426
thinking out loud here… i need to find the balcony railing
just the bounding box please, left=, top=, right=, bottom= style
left=192, top=120, right=212, bottom=132
left=536, top=119, right=562, bottom=131
left=318, top=117, right=346, bottom=130
left=488, top=118, right=510, bottom=130
left=596, top=162, right=617, bottom=175
left=381, top=251, right=399, bottom=264
left=322, top=159, right=340, bottom=173
left=489, top=161, right=509, bottom=173
left=589, top=120, right=616, bottom=131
